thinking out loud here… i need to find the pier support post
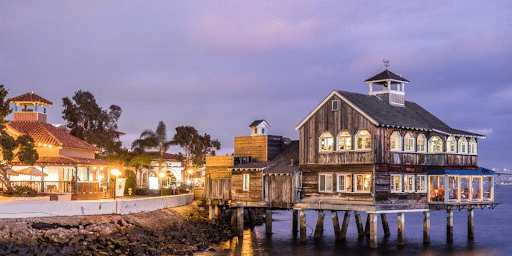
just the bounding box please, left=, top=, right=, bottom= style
left=314, top=210, right=325, bottom=238
left=423, top=211, right=430, bottom=244
left=340, top=211, right=351, bottom=239
left=292, top=210, right=299, bottom=233
left=380, top=213, right=390, bottom=237
left=468, top=208, right=474, bottom=240
left=266, top=209, right=272, bottom=235
left=331, top=211, right=342, bottom=240
left=365, top=214, right=371, bottom=237
left=300, top=210, right=307, bottom=243
left=237, top=207, right=244, bottom=237
left=447, top=209, right=453, bottom=242
left=397, top=212, right=405, bottom=246
left=208, top=204, right=214, bottom=220
left=248, top=209, right=254, bottom=229
left=369, top=213, right=378, bottom=249
left=354, top=211, right=365, bottom=237
left=214, top=204, right=220, bottom=220
left=231, top=208, right=236, bottom=225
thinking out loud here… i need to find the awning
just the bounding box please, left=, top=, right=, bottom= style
left=428, top=167, right=494, bottom=176
left=16, top=167, right=48, bottom=177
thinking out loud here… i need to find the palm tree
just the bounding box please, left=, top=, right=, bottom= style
left=131, top=121, right=173, bottom=175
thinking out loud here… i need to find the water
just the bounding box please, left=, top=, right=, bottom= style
left=199, top=186, right=512, bottom=255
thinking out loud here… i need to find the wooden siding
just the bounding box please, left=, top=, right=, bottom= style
left=231, top=171, right=263, bottom=202
left=205, top=156, right=233, bottom=200
left=206, top=155, right=233, bottom=167
left=266, top=174, right=294, bottom=205
left=299, top=94, right=376, bottom=165
left=234, top=135, right=283, bottom=162
left=205, top=176, right=231, bottom=200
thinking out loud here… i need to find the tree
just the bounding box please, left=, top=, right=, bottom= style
left=131, top=121, right=173, bottom=174
left=0, top=85, right=39, bottom=189
left=62, top=90, right=122, bottom=155
left=171, top=126, right=221, bottom=167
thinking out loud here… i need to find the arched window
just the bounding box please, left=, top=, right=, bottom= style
left=469, top=138, right=477, bottom=154
left=417, top=134, right=426, bottom=152
left=458, top=137, right=468, bottom=154
left=337, top=131, right=352, bottom=151
left=429, top=136, right=443, bottom=153
left=404, top=133, right=415, bottom=152
left=390, top=131, right=402, bottom=151
left=319, top=132, right=334, bottom=151
left=355, top=130, right=371, bottom=150
left=446, top=136, right=456, bottom=153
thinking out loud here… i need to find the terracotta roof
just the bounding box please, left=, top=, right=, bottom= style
left=364, top=70, right=409, bottom=83
left=11, top=156, right=110, bottom=166
left=7, top=92, right=53, bottom=105
left=146, top=152, right=182, bottom=161
left=6, top=121, right=101, bottom=151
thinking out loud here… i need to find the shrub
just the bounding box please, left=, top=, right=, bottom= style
left=2, top=186, right=38, bottom=197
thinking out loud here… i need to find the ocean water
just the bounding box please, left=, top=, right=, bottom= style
left=199, top=185, right=512, bottom=256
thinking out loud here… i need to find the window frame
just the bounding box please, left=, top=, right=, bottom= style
left=416, top=175, right=427, bottom=193
left=336, top=131, right=352, bottom=151
left=417, top=134, right=427, bottom=153
left=458, top=137, right=468, bottom=154
left=404, top=133, right=415, bottom=152
left=390, top=131, right=402, bottom=151
left=429, top=136, right=443, bottom=153
left=318, top=173, right=333, bottom=193
left=446, top=136, right=456, bottom=153
left=355, top=130, right=371, bottom=150
left=403, top=174, right=415, bottom=192
left=390, top=174, right=402, bottom=193
left=331, top=100, right=340, bottom=111
left=469, top=138, right=477, bottom=155
left=319, top=132, right=334, bottom=152
left=336, top=174, right=351, bottom=192
left=354, top=174, right=372, bottom=193
left=242, top=173, right=250, bottom=191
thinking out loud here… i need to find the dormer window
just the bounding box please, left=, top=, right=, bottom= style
left=458, top=138, right=468, bottom=154
left=417, top=134, right=426, bottom=152
left=355, top=130, right=371, bottom=150
left=429, top=136, right=443, bottom=153
left=469, top=138, right=477, bottom=154
left=404, top=133, right=415, bottom=152
left=336, top=131, right=351, bottom=151
left=319, top=132, right=334, bottom=151
left=331, top=100, right=340, bottom=111
left=446, top=136, right=456, bottom=153
left=390, top=131, right=402, bottom=151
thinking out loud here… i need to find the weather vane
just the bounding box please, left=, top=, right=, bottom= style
left=383, top=59, right=390, bottom=70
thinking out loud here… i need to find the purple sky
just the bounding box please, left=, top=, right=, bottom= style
left=1, top=1, right=511, bottom=170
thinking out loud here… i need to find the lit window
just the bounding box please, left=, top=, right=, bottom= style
left=429, top=136, right=443, bottom=153
left=469, top=138, right=477, bottom=154
left=336, top=174, right=352, bottom=192
left=404, top=133, right=415, bottom=152
left=354, top=174, right=372, bottom=192
left=390, top=131, right=402, bottom=151
left=471, top=177, right=481, bottom=201
left=337, top=131, right=352, bottom=151
left=404, top=175, right=415, bottom=192
left=458, top=137, right=468, bottom=154
left=243, top=173, right=250, bottom=191
left=319, top=174, right=333, bottom=193
left=390, top=174, right=402, bottom=193
left=446, top=136, right=456, bottom=153
left=483, top=176, right=492, bottom=200
left=417, top=134, right=426, bottom=152
left=460, top=176, right=470, bottom=201
left=355, top=130, right=371, bottom=150
left=416, top=175, right=427, bottom=192
left=319, top=132, right=334, bottom=151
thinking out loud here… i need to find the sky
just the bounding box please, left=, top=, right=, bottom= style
left=1, top=1, right=511, bottom=171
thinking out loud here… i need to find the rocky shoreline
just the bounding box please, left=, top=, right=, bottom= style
left=0, top=200, right=238, bottom=255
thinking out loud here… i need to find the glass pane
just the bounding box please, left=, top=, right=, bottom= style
left=356, top=175, right=363, bottom=191
left=338, top=175, right=345, bottom=191
left=449, top=176, right=459, bottom=201
left=472, top=177, right=481, bottom=200
left=326, top=175, right=332, bottom=191
left=483, top=177, right=492, bottom=200
left=363, top=174, right=371, bottom=191
left=320, top=175, right=325, bottom=191
left=460, top=177, right=470, bottom=200
left=347, top=175, right=352, bottom=192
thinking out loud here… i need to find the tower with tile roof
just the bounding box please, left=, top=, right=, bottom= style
left=8, top=91, right=53, bottom=123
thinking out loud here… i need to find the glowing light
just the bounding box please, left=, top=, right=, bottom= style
left=111, top=169, right=121, bottom=176
left=187, top=169, right=194, bottom=174
left=159, top=172, right=166, bottom=178
left=98, top=174, right=104, bottom=181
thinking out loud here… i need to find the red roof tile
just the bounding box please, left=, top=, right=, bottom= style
left=12, top=156, right=110, bottom=166
left=7, top=92, right=53, bottom=105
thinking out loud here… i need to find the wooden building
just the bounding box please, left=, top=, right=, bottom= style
left=294, top=68, right=496, bottom=247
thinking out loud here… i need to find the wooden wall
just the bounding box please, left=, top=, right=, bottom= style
left=266, top=174, right=294, bottom=205
left=205, top=156, right=232, bottom=200
left=231, top=171, right=263, bottom=202
left=234, top=135, right=283, bottom=162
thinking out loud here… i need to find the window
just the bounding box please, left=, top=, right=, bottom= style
left=355, top=130, right=371, bottom=150
left=448, top=176, right=459, bottom=201
left=404, top=133, right=415, bottom=152
left=331, top=100, right=340, bottom=111
left=471, top=177, right=481, bottom=200
left=337, top=131, right=352, bottom=151
left=469, top=138, right=477, bottom=154
left=390, top=131, right=402, bottom=151
left=460, top=176, right=470, bottom=200
left=354, top=174, right=372, bottom=192
left=336, top=174, right=351, bottom=192
left=417, top=134, right=426, bottom=152
left=319, top=132, right=334, bottom=151
left=446, top=136, right=456, bottom=153
left=483, top=176, right=492, bottom=200
left=319, top=174, right=333, bottom=192
left=429, top=136, right=443, bottom=153
left=458, top=137, right=468, bottom=154
left=261, top=128, right=265, bottom=134
left=403, top=175, right=415, bottom=192
left=391, top=174, right=402, bottom=193
left=429, top=175, right=445, bottom=202
left=416, top=175, right=427, bottom=192
left=242, top=173, right=250, bottom=191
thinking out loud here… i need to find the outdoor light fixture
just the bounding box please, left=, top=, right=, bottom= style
left=98, top=174, right=104, bottom=182
left=187, top=169, right=193, bottom=174
left=159, top=172, right=165, bottom=178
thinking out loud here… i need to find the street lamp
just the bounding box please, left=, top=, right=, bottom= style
left=111, top=169, right=121, bottom=200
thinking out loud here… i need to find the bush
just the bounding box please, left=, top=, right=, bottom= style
left=124, top=176, right=137, bottom=196
left=2, top=186, right=38, bottom=197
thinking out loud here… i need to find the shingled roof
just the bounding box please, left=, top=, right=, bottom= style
left=7, top=92, right=53, bottom=105
left=230, top=141, right=300, bottom=174
left=364, top=70, right=409, bottom=83
left=6, top=121, right=101, bottom=151
left=249, top=120, right=269, bottom=127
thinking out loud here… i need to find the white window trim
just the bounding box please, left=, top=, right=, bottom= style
left=404, top=133, right=415, bottom=152
left=242, top=173, right=250, bottom=191
left=353, top=174, right=372, bottom=193
left=390, top=131, right=402, bottom=151
left=336, top=174, right=348, bottom=192
left=446, top=136, right=457, bottom=153
left=391, top=174, right=402, bottom=193
left=319, top=132, right=334, bottom=152
left=458, top=137, right=468, bottom=154
left=331, top=100, right=340, bottom=111
left=469, top=138, right=477, bottom=155
left=336, top=131, right=352, bottom=151
left=416, top=175, right=427, bottom=193
left=428, top=136, right=444, bottom=153
left=318, top=174, right=333, bottom=193
left=355, top=130, right=371, bottom=150
left=403, top=174, right=415, bottom=192
left=417, top=134, right=427, bottom=153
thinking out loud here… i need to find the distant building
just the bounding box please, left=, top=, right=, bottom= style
left=137, top=152, right=184, bottom=188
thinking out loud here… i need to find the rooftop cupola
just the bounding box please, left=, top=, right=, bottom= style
left=8, top=91, right=53, bottom=123
left=364, top=60, right=409, bottom=107
left=249, top=120, right=270, bottom=136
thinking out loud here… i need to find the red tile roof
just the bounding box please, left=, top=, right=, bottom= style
left=7, top=121, right=100, bottom=152
left=7, top=92, right=53, bottom=105
left=11, top=156, right=110, bottom=166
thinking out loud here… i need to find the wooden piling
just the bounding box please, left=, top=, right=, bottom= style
left=369, top=213, right=378, bottom=249
left=314, top=210, right=325, bottom=238
left=365, top=214, right=371, bottom=236
left=468, top=208, right=474, bottom=240
left=354, top=211, right=365, bottom=237
left=397, top=212, right=405, bottom=246
left=292, top=210, right=299, bottom=233
left=248, top=209, right=254, bottom=229
left=237, top=207, right=244, bottom=237
left=447, top=209, right=453, bottom=242
left=214, top=204, right=220, bottom=220
left=300, top=210, right=307, bottom=243
left=331, top=211, right=342, bottom=240
left=340, top=211, right=351, bottom=239
left=266, top=209, right=272, bottom=235
left=231, top=208, right=236, bottom=225
left=423, top=211, right=430, bottom=244
left=208, top=204, right=214, bottom=220
left=380, top=213, right=390, bottom=237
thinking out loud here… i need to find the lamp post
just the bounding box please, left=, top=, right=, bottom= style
left=187, top=168, right=194, bottom=190
left=111, top=169, right=121, bottom=200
